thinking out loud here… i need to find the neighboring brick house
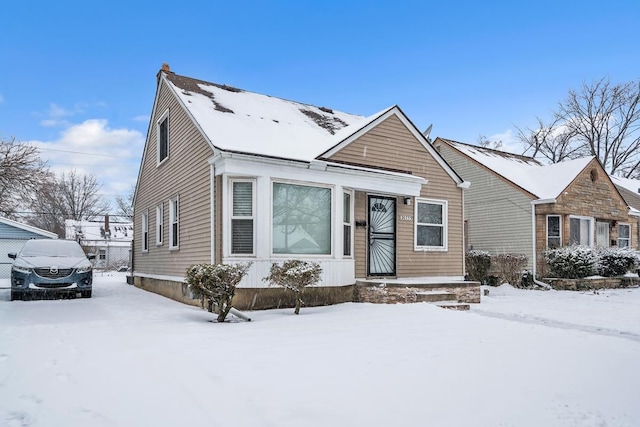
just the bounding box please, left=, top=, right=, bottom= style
left=132, top=65, right=475, bottom=309
left=433, top=138, right=640, bottom=278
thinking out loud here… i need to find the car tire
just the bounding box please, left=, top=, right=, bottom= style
left=10, top=291, right=22, bottom=301
left=81, top=290, right=92, bottom=298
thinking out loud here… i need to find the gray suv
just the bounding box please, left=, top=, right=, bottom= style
left=9, top=239, right=95, bottom=300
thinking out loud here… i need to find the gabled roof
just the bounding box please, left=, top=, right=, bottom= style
left=162, top=70, right=465, bottom=187
left=64, top=219, right=133, bottom=242
left=164, top=72, right=369, bottom=162
left=0, top=216, right=58, bottom=239
left=438, top=138, right=595, bottom=199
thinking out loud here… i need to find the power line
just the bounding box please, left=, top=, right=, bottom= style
left=30, top=145, right=138, bottom=159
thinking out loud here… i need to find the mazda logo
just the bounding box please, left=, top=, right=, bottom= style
left=50, top=266, right=58, bottom=274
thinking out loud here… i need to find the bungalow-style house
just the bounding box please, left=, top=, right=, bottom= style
left=65, top=216, right=133, bottom=270
left=433, top=138, right=640, bottom=278
left=132, top=64, right=475, bottom=309
left=0, top=216, right=57, bottom=279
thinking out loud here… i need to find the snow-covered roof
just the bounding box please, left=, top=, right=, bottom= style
left=164, top=72, right=373, bottom=162
left=440, top=138, right=594, bottom=199
left=0, top=216, right=58, bottom=239
left=611, top=176, right=640, bottom=194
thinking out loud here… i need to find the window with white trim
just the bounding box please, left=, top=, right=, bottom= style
left=546, top=215, right=561, bottom=248
left=415, top=199, right=447, bottom=250
left=141, top=210, right=149, bottom=252
left=619, top=223, right=631, bottom=247
left=272, top=182, right=331, bottom=255
left=156, top=203, right=163, bottom=245
left=169, top=196, right=179, bottom=249
left=343, top=191, right=353, bottom=257
left=231, top=180, right=255, bottom=255
left=569, top=216, right=593, bottom=246
left=99, top=249, right=106, bottom=261
left=157, top=109, right=169, bottom=164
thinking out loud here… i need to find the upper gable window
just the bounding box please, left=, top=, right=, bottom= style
left=157, top=109, right=169, bottom=164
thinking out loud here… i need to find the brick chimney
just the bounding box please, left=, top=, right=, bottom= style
left=104, top=214, right=110, bottom=238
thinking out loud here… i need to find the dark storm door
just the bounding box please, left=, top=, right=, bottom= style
left=367, top=196, right=396, bottom=276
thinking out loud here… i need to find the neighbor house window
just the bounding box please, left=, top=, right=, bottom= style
left=272, top=182, right=331, bottom=254
left=569, top=216, right=593, bottom=246
left=156, top=203, right=163, bottom=245
left=157, top=109, right=169, bottom=164
left=141, top=211, right=149, bottom=252
left=547, top=215, right=561, bottom=248
left=99, top=249, right=106, bottom=261
left=415, top=199, right=447, bottom=250
left=231, top=180, right=255, bottom=255
left=169, top=196, right=179, bottom=249
left=343, top=191, right=353, bottom=257
left=619, top=223, right=631, bottom=247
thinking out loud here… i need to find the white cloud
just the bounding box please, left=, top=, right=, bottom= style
left=29, top=119, right=145, bottom=209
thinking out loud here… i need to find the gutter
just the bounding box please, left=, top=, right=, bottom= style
left=530, top=199, right=554, bottom=290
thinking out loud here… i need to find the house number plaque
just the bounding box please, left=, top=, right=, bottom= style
left=400, top=215, right=413, bottom=221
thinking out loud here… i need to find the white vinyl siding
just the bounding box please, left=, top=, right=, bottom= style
left=230, top=180, right=255, bottom=255
left=169, top=196, right=179, bottom=249
left=415, top=199, right=447, bottom=251
left=546, top=215, right=561, bottom=248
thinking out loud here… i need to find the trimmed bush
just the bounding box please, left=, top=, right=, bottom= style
left=185, top=262, right=252, bottom=322
left=596, top=247, right=639, bottom=277
left=465, top=250, right=491, bottom=283
left=544, top=246, right=596, bottom=279
left=492, top=253, right=528, bottom=287
left=263, top=259, right=322, bottom=315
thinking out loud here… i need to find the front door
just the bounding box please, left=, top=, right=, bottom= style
left=367, top=196, right=396, bottom=276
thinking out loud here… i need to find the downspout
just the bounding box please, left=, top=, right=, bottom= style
left=531, top=199, right=553, bottom=290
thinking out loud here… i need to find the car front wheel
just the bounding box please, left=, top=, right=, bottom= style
left=81, top=290, right=92, bottom=298
left=10, top=291, right=23, bottom=301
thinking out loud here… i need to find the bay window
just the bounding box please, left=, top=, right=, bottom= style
left=619, top=223, right=631, bottom=247
left=547, top=215, right=561, bottom=248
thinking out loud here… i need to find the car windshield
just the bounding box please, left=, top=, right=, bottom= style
left=19, top=240, right=87, bottom=258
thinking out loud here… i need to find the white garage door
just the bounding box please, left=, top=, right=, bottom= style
left=0, top=239, right=28, bottom=279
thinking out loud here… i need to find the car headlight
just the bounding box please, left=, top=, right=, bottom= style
left=12, top=264, right=31, bottom=274
left=76, top=265, right=93, bottom=273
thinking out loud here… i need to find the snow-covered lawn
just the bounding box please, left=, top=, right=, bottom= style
left=1, top=273, right=639, bottom=426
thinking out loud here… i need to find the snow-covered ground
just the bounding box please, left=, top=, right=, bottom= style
left=1, top=273, right=639, bottom=427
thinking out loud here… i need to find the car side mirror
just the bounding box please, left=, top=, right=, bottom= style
left=8, top=253, right=16, bottom=259
left=87, top=253, right=96, bottom=260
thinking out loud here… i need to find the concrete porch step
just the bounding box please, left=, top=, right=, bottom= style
left=414, top=291, right=458, bottom=303
left=433, top=301, right=471, bottom=311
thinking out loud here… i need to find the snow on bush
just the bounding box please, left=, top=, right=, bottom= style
left=492, top=253, right=528, bottom=287
left=465, top=250, right=491, bottom=283
left=263, top=259, right=322, bottom=315
left=544, top=246, right=597, bottom=278
left=596, top=247, right=639, bottom=277
left=185, top=262, right=252, bottom=322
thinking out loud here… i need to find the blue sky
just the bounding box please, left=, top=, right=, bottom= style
left=1, top=0, right=639, bottom=210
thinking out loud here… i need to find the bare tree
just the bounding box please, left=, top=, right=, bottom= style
left=0, top=138, right=50, bottom=219
left=114, top=187, right=134, bottom=221
left=477, top=135, right=504, bottom=150
left=557, top=78, right=640, bottom=176
left=27, top=170, right=111, bottom=237
left=517, top=116, right=584, bottom=163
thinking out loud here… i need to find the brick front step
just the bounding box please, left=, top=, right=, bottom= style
left=414, top=291, right=458, bottom=303
left=433, top=302, right=471, bottom=311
